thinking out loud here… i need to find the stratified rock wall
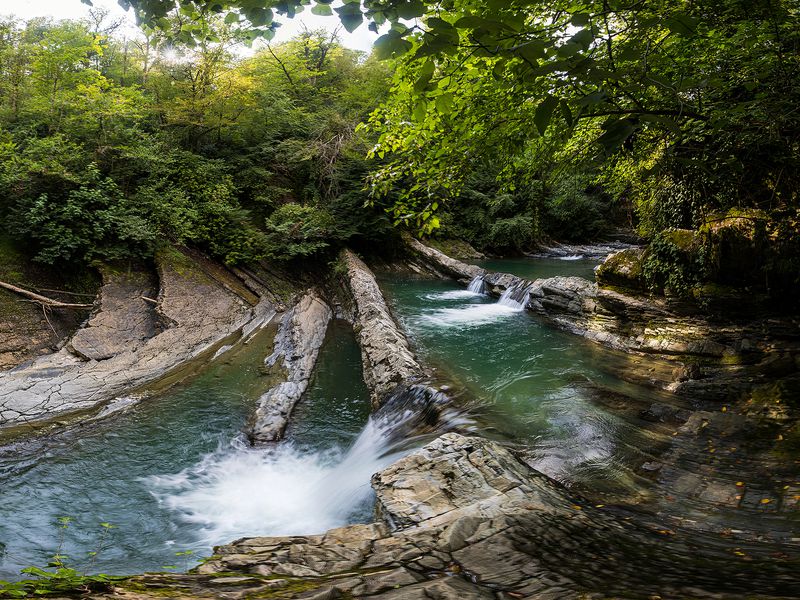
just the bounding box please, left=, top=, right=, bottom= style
left=67, top=266, right=159, bottom=361
left=0, top=247, right=275, bottom=430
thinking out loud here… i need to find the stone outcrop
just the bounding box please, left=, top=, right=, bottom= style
left=340, top=249, right=424, bottom=404
left=86, top=433, right=799, bottom=600
left=412, top=239, right=800, bottom=400
left=67, top=266, right=160, bottom=361
left=405, top=235, right=484, bottom=282
left=0, top=247, right=275, bottom=432
left=248, top=291, right=332, bottom=444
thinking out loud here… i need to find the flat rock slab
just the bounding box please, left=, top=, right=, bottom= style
left=68, top=266, right=159, bottom=361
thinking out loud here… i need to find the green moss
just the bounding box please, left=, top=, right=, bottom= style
left=596, top=247, right=645, bottom=291
left=425, top=237, right=484, bottom=260
left=663, top=228, right=697, bottom=251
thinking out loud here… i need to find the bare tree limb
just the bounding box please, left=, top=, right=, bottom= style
left=0, top=281, right=94, bottom=309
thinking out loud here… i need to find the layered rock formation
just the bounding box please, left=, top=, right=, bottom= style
left=0, top=247, right=275, bottom=433
left=248, top=291, right=332, bottom=444
left=340, top=249, right=425, bottom=404
left=81, top=433, right=799, bottom=600
left=408, top=240, right=800, bottom=400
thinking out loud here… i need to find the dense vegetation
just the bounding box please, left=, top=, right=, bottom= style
left=0, top=11, right=396, bottom=269
left=1, top=0, right=798, bottom=300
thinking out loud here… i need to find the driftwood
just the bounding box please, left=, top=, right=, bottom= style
left=0, top=280, right=93, bottom=309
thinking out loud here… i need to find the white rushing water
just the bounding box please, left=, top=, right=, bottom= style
left=421, top=303, right=521, bottom=327
left=467, top=275, right=486, bottom=294
left=497, top=283, right=532, bottom=310
left=148, top=416, right=405, bottom=547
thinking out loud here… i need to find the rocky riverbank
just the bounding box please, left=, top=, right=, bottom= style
left=407, top=238, right=800, bottom=399
left=0, top=247, right=277, bottom=438
left=68, top=432, right=799, bottom=600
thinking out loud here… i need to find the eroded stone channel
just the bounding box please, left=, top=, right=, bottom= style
left=0, top=247, right=798, bottom=599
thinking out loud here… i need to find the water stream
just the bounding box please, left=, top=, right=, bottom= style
left=0, top=321, right=386, bottom=578
left=1, top=256, right=796, bottom=589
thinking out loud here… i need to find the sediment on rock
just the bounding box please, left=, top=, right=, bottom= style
left=0, top=246, right=276, bottom=432
left=339, top=249, right=424, bottom=405
left=248, top=291, right=332, bottom=444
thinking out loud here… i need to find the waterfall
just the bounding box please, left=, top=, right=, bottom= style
left=467, top=275, right=485, bottom=294
left=148, top=385, right=467, bottom=547
left=497, top=283, right=531, bottom=310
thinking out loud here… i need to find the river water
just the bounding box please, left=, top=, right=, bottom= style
left=0, top=321, right=380, bottom=578
left=1, top=257, right=797, bottom=590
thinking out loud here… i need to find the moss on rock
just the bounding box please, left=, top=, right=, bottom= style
left=595, top=247, right=646, bottom=291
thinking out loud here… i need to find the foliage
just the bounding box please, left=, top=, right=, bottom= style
left=0, top=518, right=122, bottom=599
left=263, top=203, right=334, bottom=260
left=0, top=15, right=392, bottom=268
left=641, top=230, right=707, bottom=297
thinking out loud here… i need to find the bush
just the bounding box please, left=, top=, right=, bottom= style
left=486, top=215, right=534, bottom=253
left=8, top=164, right=155, bottom=264
left=263, top=203, right=335, bottom=260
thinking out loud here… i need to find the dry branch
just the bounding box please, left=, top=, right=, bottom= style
left=0, top=280, right=94, bottom=309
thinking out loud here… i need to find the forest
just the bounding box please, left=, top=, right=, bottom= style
left=0, top=1, right=799, bottom=599
left=1, top=0, right=796, bottom=300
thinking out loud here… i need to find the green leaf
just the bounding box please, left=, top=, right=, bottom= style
left=597, top=118, right=637, bottom=152
left=374, top=33, right=412, bottom=60
left=396, top=0, right=425, bottom=20
left=435, top=92, right=454, bottom=113
left=311, top=4, right=333, bottom=16
left=412, top=99, right=428, bottom=121
left=665, top=14, right=700, bottom=36
left=571, top=12, right=591, bottom=26
left=559, top=100, right=573, bottom=128
left=334, top=3, right=363, bottom=32
left=569, top=28, right=593, bottom=49
left=534, top=95, right=559, bottom=136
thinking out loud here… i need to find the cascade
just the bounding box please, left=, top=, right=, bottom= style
left=497, top=283, right=532, bottom=310
left=467, top=275, right=485, bottom=294
left=150, top=384, right=466, bottom=546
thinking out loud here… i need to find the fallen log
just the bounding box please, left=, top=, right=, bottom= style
left=0, top=280, right=94, bottom=309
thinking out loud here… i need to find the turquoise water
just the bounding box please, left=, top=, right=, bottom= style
left=0, top=321, right=373, bottom=579
left=469, top=256, right=598, bottom=281
left=379, top=271, right=664, bottom=499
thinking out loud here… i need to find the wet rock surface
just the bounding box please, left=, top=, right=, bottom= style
left=78, top=433, right=799, bottom=600
left=0, top=247, right=274, bottom=432
left=341, top=249, right=424, bottom=404
left=406, top=240, right=800, bottom=547
left=248, top=291, right=332, bottom=443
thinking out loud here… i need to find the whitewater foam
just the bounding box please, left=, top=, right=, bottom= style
left=148, top=418, right=404, bottom=547
left=419, top=303, right=521, bottom=327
